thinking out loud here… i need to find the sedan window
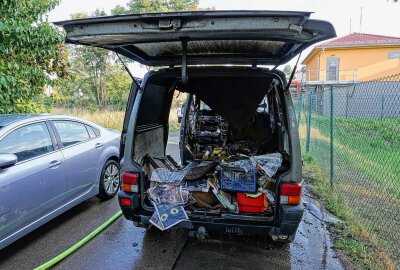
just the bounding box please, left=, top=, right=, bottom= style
left=92, top=127, right=100, bottom=137
left=0, top=122, right=53, bottom=162
left=53, top=121, right=90, bottom=147
left=85, top=125, right=97, bottom=139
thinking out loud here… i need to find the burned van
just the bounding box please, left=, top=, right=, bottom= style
left=57, top=11, right=335, bottom=242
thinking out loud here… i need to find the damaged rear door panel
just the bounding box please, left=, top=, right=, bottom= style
left=55, top=10, right=335, bottom=66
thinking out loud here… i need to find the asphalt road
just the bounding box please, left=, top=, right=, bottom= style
left=0, top=133, right=344, bottom=270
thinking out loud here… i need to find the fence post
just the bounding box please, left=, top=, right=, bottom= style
left=297, top=88, right=303, bottom=127
left=306, top=92, right=312, bottom=152
left=330, top=85, right=334, bottom=187
left=380, top=95, right=385, bottom=119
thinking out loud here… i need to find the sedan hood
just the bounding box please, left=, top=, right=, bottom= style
left=55, top=10, right=336, bottom=66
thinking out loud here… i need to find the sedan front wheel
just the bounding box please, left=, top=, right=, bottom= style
left=97, top=160, right=120, bottom=200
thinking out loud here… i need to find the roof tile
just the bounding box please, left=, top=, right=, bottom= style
left=317, top=32, right=400, bottom=48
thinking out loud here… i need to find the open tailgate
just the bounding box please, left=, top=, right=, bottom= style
left=55, top=10, right=336, bottom=66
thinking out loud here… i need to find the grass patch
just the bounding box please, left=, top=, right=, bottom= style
left=302, top=153, right=395, bottom=270
left=54, top=108, right=125, bottom=130
left=309, top=116, right=400, bottom=186
left=302, top=152, right=348, bottom=219
left=299, top=115, right=400, bottom=263
left=54, top=108, right=181, bottom=132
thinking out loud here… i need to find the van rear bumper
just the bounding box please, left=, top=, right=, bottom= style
left=277, top=203, right=304, bottom=235
left=140, top=215, right=275, bottom=235
left=118, top=191, right=304, bottom=238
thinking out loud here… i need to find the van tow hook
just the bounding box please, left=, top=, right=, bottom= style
left=188, top=226, right=207, bottom=240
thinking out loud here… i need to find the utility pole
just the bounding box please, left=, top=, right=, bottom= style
left=349, top=18, right=352, bottom=34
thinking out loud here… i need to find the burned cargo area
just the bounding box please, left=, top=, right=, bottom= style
left=135, top=71, right=292, bottom=231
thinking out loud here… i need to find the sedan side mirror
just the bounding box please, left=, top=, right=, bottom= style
left=0, top=153, right=18, bottom=169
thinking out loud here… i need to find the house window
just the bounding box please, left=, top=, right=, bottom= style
left=388, top=52, right=400, bottom=59
left=326, top=57, right=340, bottom=81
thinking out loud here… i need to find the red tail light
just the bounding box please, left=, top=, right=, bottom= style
left=122, top=172, right=139, bottom=193
left=280, top=183, right=302, bottom=205
left=120, top=198, right=131, bottom=207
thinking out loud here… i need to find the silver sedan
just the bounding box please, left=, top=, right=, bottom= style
left=0, top=114, right=121, bottom=250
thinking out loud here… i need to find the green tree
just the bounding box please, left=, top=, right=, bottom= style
left=56, top=0, right=209, bottom=111
left=56, top=10, right=121, bottom=110
left=55, top=46, right=131, bottom=111
left=105, top=64, right=131, bottom=109
left=0, top=0, right=67, bottom=113
left=113, top=0, right=201, bottom=14
left=283, top=65, right=293, bottom=78
left=111, top=5, right=129, bottom=15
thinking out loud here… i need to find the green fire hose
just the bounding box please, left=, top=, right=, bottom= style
left=34, top=210, right=122, bottom=270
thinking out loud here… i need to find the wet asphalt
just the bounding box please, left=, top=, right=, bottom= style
left=0, top=133, right=344, bottom=270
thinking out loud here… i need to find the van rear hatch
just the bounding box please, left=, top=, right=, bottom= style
left=55, top=10, right=335, bottom=66
left=57, top=11, right=335, bottom=234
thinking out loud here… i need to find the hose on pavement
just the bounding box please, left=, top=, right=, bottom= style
left=34, top=210, right=122, bottom=270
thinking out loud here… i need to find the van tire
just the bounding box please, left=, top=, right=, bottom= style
left=97, top=160, right=120, bottom=200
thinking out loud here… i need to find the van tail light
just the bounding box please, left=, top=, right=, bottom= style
left=280, top=183, right=302, bottom=205
left=122, top=172, right=139, bottom=193
left=120, top=198, right=131, bottom=207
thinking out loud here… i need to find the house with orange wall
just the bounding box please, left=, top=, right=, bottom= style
left=302, top=33, right=400, bottom=82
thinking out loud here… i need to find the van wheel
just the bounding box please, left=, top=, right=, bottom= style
left=97, top=160, right=120, bottom=200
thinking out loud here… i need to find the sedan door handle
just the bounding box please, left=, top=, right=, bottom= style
left=95, top=143, right=103, bottom=148
left=49, top=160, right=62, bottom=169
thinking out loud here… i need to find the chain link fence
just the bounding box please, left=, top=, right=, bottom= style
left=293, top=73, right=400, bottom=267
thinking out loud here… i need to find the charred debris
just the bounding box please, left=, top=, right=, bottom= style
left=142, top=84, right=290, bottom=230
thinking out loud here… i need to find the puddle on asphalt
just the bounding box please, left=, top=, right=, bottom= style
left=289, top=189, right=344, bottom=270
left=128, top=188, right=345, bottom=270
left=55, top=187, right=345, bottom=270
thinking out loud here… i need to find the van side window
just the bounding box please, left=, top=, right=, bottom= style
left=0, top=122, right=53, bottom=162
